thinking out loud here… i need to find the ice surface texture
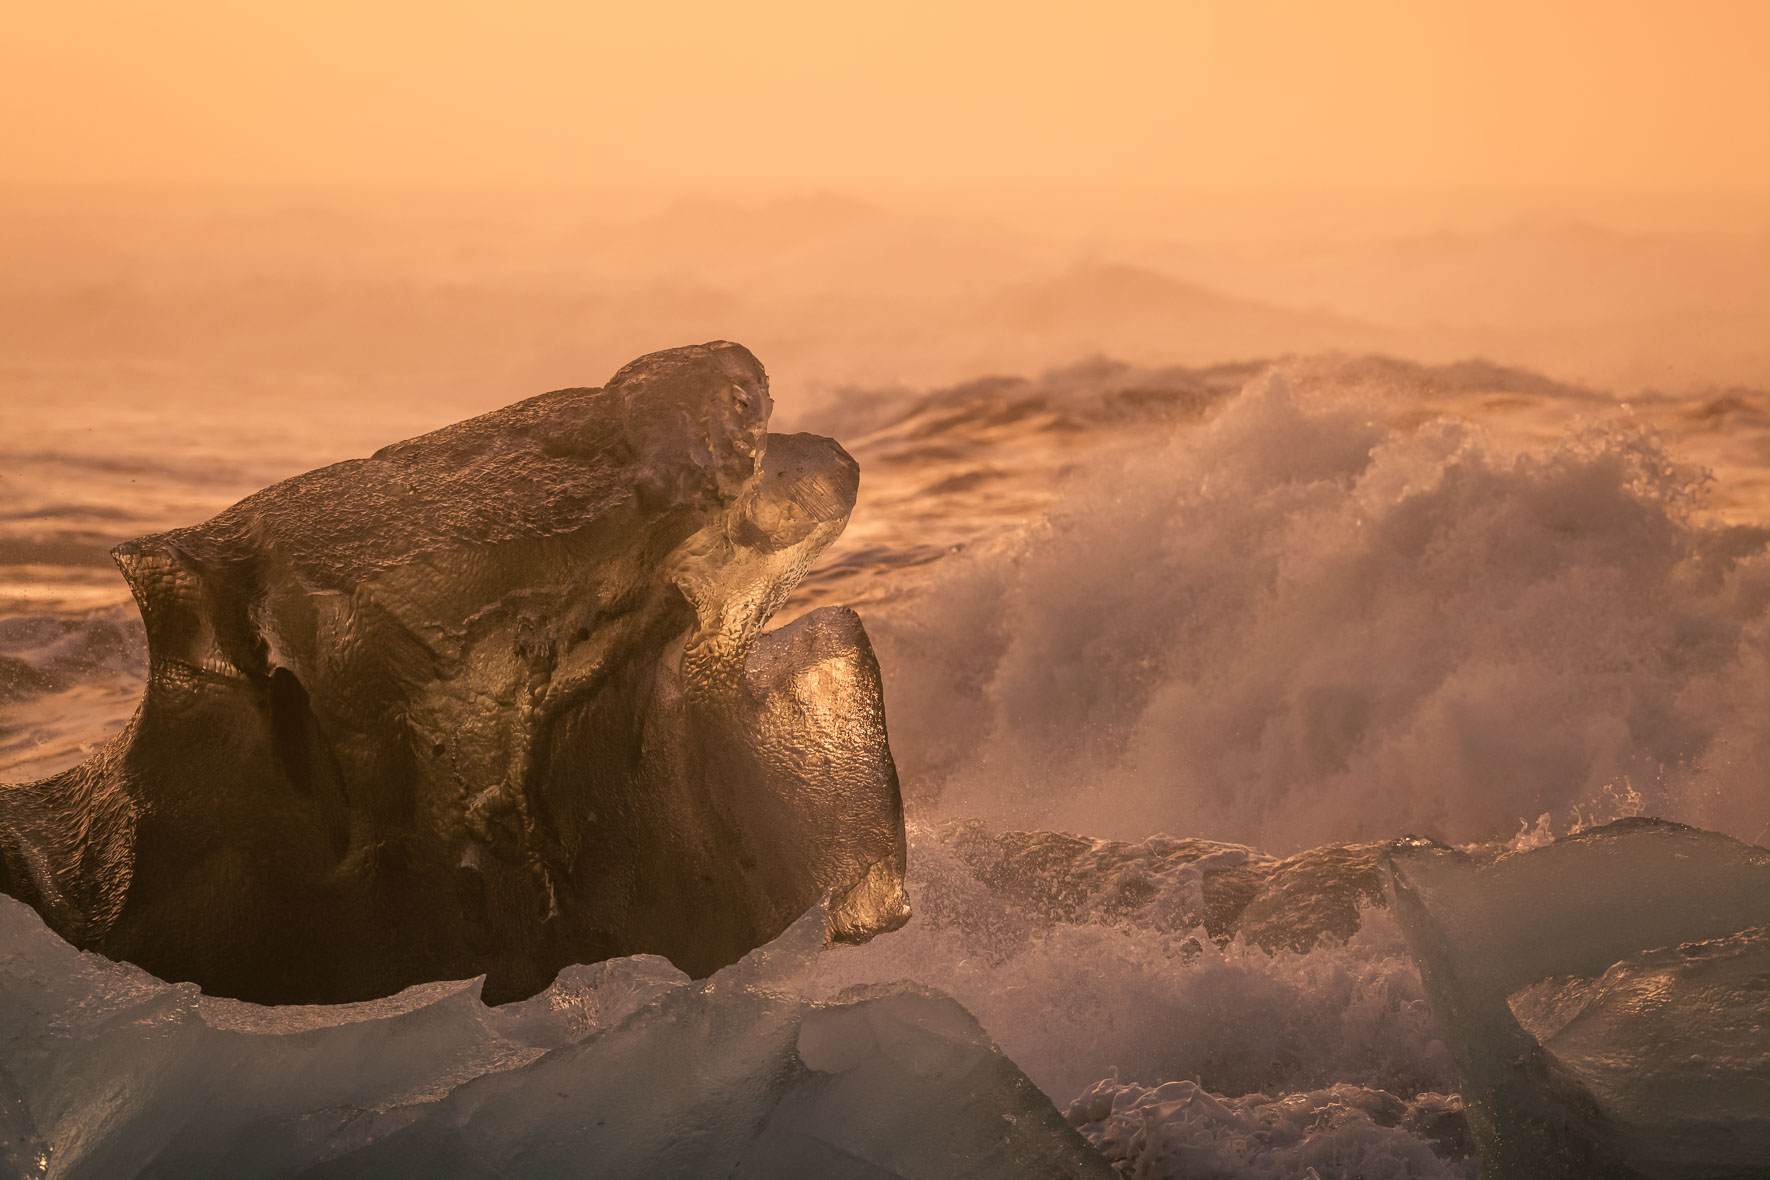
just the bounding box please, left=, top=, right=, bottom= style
left=0, top=891, right=1111, bottom=1179
left=0, top=341, right=909, bottom=1004
left=1384, top=818, right=1770, bottom=1179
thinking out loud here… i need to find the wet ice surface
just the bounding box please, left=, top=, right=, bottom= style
left=1507, top=927, right=1770, bottom=1170
left=1386, top=819, right=1770, bottom=1178
left=0, top=894, right=1110, bottom=1179
left=1, top=815, right=1493, bottom=1179
left=1, top=344, right=912, bottom=1011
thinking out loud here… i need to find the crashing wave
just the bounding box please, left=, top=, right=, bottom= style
left=869, top=369, right=1770, bottom=850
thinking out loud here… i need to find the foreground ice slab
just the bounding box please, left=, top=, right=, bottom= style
left=0, top=891, right=1111, bottom=1179
left=1383, top=818, right=1770, bottom=1179
left=0, top=342, right=909, bottom=1004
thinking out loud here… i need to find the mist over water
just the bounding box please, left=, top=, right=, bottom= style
left=869, top=368, right=1770, bottom=850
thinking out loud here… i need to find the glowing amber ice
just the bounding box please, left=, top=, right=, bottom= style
left=0, top=342, right=909, bottom=1004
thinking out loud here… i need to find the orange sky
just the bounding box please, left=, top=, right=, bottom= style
left=5, top=0, right=1768, bottom=193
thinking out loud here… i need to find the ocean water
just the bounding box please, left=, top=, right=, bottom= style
left=5, top=350, right=1770, bottom=1176
left=836, top=359, right=1770, bottom=851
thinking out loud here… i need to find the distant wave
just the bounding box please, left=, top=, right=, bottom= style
left=0, top=603, right=145, bottom=702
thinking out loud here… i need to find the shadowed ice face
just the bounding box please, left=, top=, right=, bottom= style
left=0, top=342, right=908, bottom=1006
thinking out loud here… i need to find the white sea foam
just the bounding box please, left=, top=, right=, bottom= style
left=872, top=369, right=1770, bottom=849
left=811, top=824, right=1470, bottom=1175
left=1067, top=1079, right=1476, bottom=1180
left=815, top=826, right=1447, bottom=1100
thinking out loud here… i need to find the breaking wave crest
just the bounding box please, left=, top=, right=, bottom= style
left=874, top=370, right=1770, bottom=849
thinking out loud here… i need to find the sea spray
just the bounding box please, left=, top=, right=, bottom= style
left=871, top=370, right=1770, bottom=848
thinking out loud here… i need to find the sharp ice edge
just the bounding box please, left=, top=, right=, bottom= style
left=1384, top=817, right=1770, bottom=1179
left=0, top=890, right=1108, bottom=1179
left=5, top=811, right=1501, bottom=1180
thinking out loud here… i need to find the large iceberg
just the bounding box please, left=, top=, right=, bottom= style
left=0, top=342, right=909, bottom=1005
left=0, top=889, right=1112, bottom=1179
left=1383, top=818, right=1770, bottom=1178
